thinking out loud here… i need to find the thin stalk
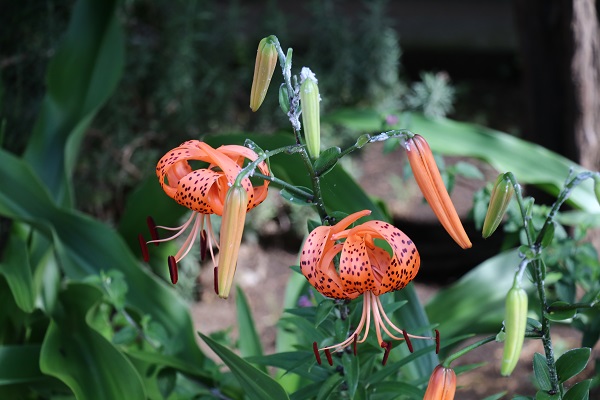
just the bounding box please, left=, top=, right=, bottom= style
left=253, top=172, right=314, bottom=202
left=442, top=335, right=496, bottom=368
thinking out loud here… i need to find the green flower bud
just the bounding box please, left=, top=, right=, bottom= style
left=501, top=285, right=528, bottom=376
left=250, top=37, right=278, bottom=112
left=278, top=83, right=290, bottom=114
left=482, top=173, right=514, bottom=238
left=299, top=67, right=321, bottom=158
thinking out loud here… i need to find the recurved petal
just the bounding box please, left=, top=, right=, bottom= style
left=174, top=169, right=221, bottom=214
left=405, top=135, right=472, bottom=249
left=358, top=221, right=420, bottom=295
left=338, top=234, right=378, bottom=295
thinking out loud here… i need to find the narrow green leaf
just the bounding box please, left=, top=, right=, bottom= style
left=316, top=373, right=343, bottom=400
left=533, top=353, right=552, bottom=391
left=555, top=347, right=591, bottom=383
left=369, top=381, right=424, bottom=399
left=198, top=332, right=289, bottom=400
left=342, top=352, right=359, bottom=399
left=40, top=283, right=145, bottom=400
left=562, top=379, right=591, bottom=400
left=535, top=391, right=560, bottom=400
left=482, top=392, right=508, bottom=400
left=280, top=186, right=314, bottom=206
left=235, top=286, right=266, bottom=372
left=314, top=299, right=335, bottom=327
left=0, top=231, right=35, bottom=312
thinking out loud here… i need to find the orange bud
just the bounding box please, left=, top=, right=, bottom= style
left=424, top=365, right=456, bottom=400
left=405, top=134, right=472, bottom=249
left=250, top=37, right=278, bottom=112
left=217, top=184, right=248, bottom=298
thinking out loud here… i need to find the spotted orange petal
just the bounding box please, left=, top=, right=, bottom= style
left=338, top=233, right=379, bottom=295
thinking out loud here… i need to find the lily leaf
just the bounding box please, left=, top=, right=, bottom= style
left=199, top=332, right=290, bottom=400
left=40, top=283, right=146, bottom=400
left=23, top=0, right=125, bottom=205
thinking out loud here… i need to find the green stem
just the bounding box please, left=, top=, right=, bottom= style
left=253, top=172, right=314, bottom=203
left=442, top=335, right=496, bottom=368
left=504, top=171, right=597, bottom=396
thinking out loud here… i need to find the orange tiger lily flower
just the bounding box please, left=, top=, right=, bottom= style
left=404, top=134, right=472, bottom=249
left=424, top=365, right=457, bottom=400
left=139, top=140, right=269, bottom=289
left=300, top=210, right=439, bottom=364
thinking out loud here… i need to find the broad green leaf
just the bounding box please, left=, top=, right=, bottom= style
left=426, top=249, right=524, bottom=340
left=0, top=345, right=44, bottom=385
left=369, top=381, right=424, bottom=399
left=547, top=301, right=578, bottom=322
left=563, top=379, right=591, bottom=400
left=0, top=149, right=210, bottom=378
left=314, top=298, right=335, bottom=327
left=313, top=146, right=341, bottom=177
left=325, top=109, right=599, bottom=213
left=235, top=286, right=266, bottom=372
left=535, top=391, right=560, bottom=400
left=533, top=353, right=552, bottom=391
left=40, top=283, right=145, bottom=400
left=0, top=231, right=35, bottom=312
left=23, top=0, right=125, bottom=205
left=199, top=332, right=290, bottom=400
left=555, top=347, right=591, bottom=383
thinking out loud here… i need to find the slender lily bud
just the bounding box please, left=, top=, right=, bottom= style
left=300, top=67, right=321, bottom=158
left=501, top=284, right=528, bottom=376
left=424, top=365, right=456, bottom=400
left=482, top=173, right=514, bottom=238
left=217, top=184, right=248, bottom=299
left=404, top=134, right=472, bottom=249
left=250, top=36, right=278, bottom=112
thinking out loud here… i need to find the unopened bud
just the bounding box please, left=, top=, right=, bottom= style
left=482, top=173, right=514, bottom=238
left=278, top=84, right=290, bottom=114
left=250, top=37, right=278, bottom=112
left=501, top=285, right=528, bottom=376
left=424, top=365, right=456, bottom=400
left=300, top=67, right=321, bottom=158
left=217, top=184, right=248, bottom=299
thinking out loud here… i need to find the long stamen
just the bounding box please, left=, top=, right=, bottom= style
left=435, top=329, right=440, bottom=354
left=381, top=341, right=393, bottom=365
left=402, top=330, right=414, bottom=353
left=200, top=230, right=208, bottom=260
left=175, top=213, right=202, bottom=262
left=146, top=216, right=160, bottom=245
left=138, top=234, right=149, bottom=262
left=168, top=256, right=178, bottom=284
left=320, top=294, right=371, bottom=353
left=324, top=349, right=333, bottom=366
left=148, top=212, right=197, bottom=245
left=375, top=296, right=433, bottom=340
left=213, top=266, right=219, bottom=295
left=313, top=342, right=322, bottom=365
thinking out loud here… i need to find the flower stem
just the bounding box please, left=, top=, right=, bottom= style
left=505, top=170, right=597, bottom=396
left=442, top=335, right=496, bottom=368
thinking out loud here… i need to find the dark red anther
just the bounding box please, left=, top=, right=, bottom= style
left=167, top=256, right=178, bottom=284
left=382, top=341, right=393, bottom=366
left=324, top=349, right=333, bottom=366
left=352, top=333, right=358, bottom=356
left=138, top=234, right=149, bottom=262
left=146, top=216, right=160, bottom=245
left=213, top=266, right=219, bottom=295
left=312, top=342, right=322, bottom=365
left=402, top=330, right=414, bottom=353
left=435, top=329, right=440, bottom=354
left=200, top=230, right=208, bottom=260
